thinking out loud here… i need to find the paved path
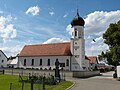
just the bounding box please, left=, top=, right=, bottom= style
left=67, top=71, right=120, bottom=90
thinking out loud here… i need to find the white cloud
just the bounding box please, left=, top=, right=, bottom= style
left=84, top=10, right=120, bottom=56
left=66, top=10, right=120, bottom=56
left=66, top=24, right=73, bottom=36
left=0, top=45, right=21, bottom=57
left=85, top=10, right=120, bottom=36
left=43, top=37, right=68, bottom=44
left=26, top=6, right=40, bottom=16
left=0, top=16, right=17, bottom=42
left=91, top=36, right=103, bottom=44
left=49, top=11, right=55, bottom=16
left=63, top=13, right=68, bottom=18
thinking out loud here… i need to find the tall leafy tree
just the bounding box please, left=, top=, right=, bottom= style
left=98, top=51, right=105, bottom=61
left=103, top=20, right=120, bottom=66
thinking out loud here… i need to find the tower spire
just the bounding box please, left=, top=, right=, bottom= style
left=71, top=8, right=85, bottom=26
left=77, top=8, right=79, bottom=16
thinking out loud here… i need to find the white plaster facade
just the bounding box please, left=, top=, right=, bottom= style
left=0, top=50, right=7, bottom=68
left=18, top=56, right=71, bottom=70
left=70, top=26, right=87, bottom=71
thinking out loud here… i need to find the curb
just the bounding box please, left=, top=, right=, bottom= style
left=66, top=81, right=76, bottom=90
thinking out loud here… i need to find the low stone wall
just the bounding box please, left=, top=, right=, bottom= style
left=0, top=68, right=73, bottom=77
left=73, top=71, right=100, bottom=78
left=0, top=68, right=100, bottom=78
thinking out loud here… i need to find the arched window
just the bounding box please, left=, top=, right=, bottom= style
left=31, top=59, right=34, bottom=66
left=47, top=59, right=50, bottom=66
left=40, top=59, right=42, bottom=66
left=24, top=59, right=26, bottom=66
left=66, top=59, right=69, bottom=66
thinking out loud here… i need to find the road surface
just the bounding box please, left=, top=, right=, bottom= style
left=67, top=71, right=120, bottom=90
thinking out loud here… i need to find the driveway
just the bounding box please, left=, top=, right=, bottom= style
left=67, top=71, right=120, bottom=90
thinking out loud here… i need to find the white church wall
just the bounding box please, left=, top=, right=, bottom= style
left=71, top=56, right=83, bottom=71
left=82, top=59, right=90, bottom=71
left=0, top=50, right=7, bottom=68
left=18, top=56, right=71, bottom=70
left=70, top=26, right=86, bottom=71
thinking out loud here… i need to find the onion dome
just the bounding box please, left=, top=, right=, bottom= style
left=71, top=10, right=85, bottom=27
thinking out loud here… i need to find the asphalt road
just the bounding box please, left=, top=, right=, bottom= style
left=67, top=71, right=120, bottom=90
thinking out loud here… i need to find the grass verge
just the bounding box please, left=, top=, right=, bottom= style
left=0, top=74, right=73, bottom=90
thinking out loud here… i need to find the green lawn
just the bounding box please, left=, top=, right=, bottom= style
left=0, top=74, right=73, bottom=90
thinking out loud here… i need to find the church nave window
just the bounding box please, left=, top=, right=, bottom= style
left=24, top=59, right=26, bottom=66
left=40, top=59, right=42, bottom=66
left=31, top=59, right=34, bottom=66
left=47, top=59, right=50, bottom=66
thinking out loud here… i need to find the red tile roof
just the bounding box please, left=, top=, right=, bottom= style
left=88, top=56, right=97, bottom=64
left=19, top=42, right=72, bottom=57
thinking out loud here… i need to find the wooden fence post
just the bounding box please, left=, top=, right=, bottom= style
left=10, top=83, right=12, bottom=90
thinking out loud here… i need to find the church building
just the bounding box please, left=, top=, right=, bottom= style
left=18, top=11, right=90, bottom=71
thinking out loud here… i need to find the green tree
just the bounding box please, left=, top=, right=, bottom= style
left=98, top=51, right=105, bottom=61
left=103, top=20, right=120, bottom=66
left=98, top=55, right=102, bottom=61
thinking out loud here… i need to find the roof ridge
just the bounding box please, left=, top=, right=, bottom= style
left=25, top=42, right=70, bottom=46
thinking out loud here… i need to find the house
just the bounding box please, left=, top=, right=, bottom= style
left=88, top=56, right=98, bottom=70
left=7, top=56, right=18, bottom=68
left=0, top=50, right=7, bottom=68
left=18, top=11, right=90, bottom=71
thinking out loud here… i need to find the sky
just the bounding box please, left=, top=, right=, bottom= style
left=0, top=0, right=120, bottom=57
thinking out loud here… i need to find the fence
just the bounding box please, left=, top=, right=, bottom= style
left=0, top=70, right=4, bottom=74
left=9, top=82, right=41, bottom=90
left=9, top=73, right=64, bottom=90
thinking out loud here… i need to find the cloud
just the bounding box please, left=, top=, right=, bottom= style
left=0, top=16, right=17, bottom=42
left=84, top=10, right=120, bottom=56
left=66, top=24, right=73, bottom=36
left=43, top=37, right=68, bottom=44
left=66, top=10, right=120, bottom=56
left=85, top=10, right=120, bottom=36
left=63, top=13, right=68, bottom=18
left=0, top=45, right=21, bottom=57
left=49, top=11, right=55, bottom=16
left=26, top=6, right=40, bottom=16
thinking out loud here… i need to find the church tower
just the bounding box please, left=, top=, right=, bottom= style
left=70, top=10, right=85, bottom=71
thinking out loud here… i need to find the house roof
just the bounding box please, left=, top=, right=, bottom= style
left=19, top=42, right=72, bottom=57
left=88, top=56, right=97, bottom=64
left=7, top=57, right=18, bottom=65
left=0, top=50, right=8, bottom=59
